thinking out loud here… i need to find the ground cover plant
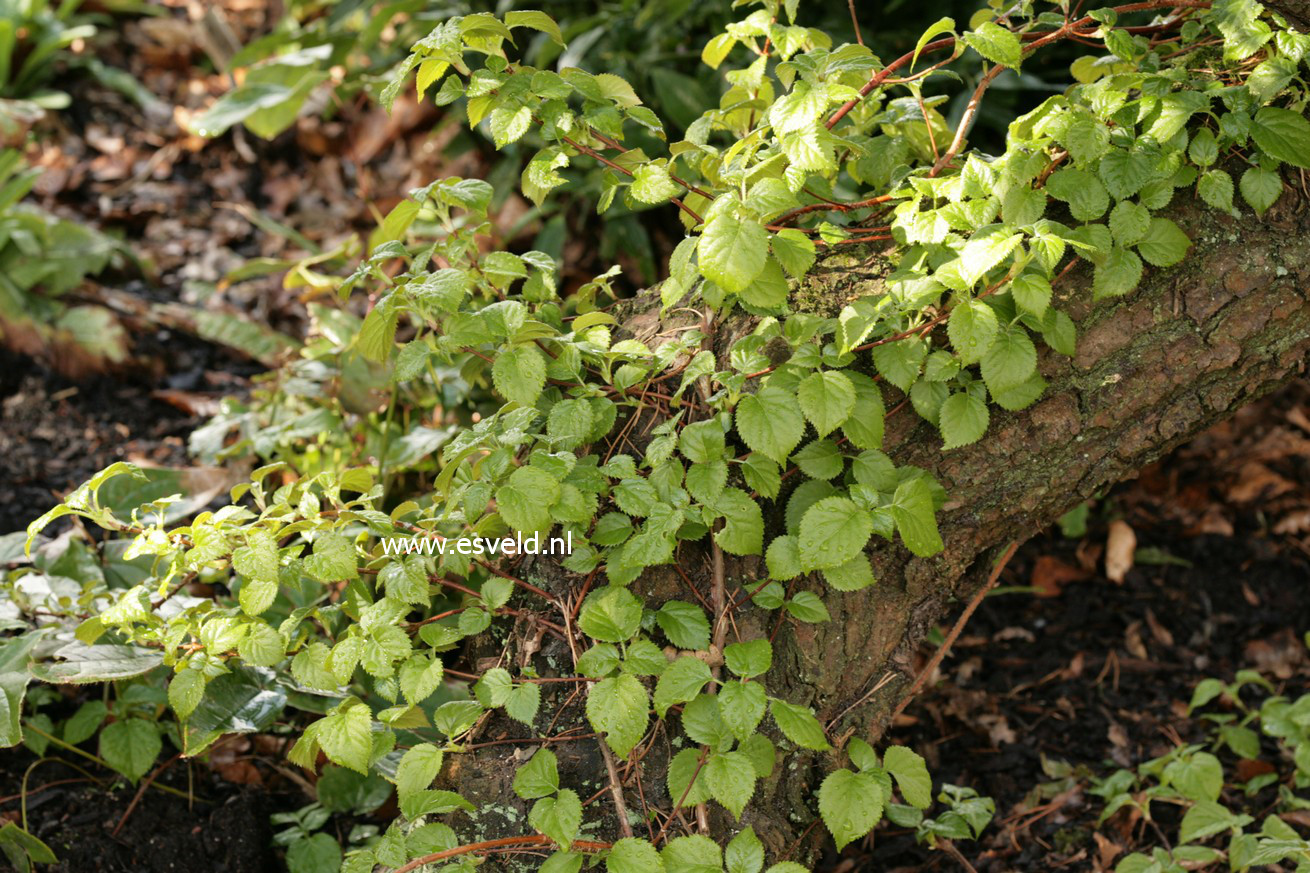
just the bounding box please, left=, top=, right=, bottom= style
left=2, top=0, right=1310, bottom=870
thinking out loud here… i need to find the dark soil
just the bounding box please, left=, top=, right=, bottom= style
left=0, top=347, right=198, bottom=534
left=0, top=751, right=274, bottom=873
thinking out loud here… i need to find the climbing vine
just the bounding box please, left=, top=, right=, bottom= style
left=11, top=0, right=1310, bottom=870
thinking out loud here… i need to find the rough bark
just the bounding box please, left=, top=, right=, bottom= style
left=1268, top=0, right=1310, bottom=32
left=447, top=181, right=1310, bottom=866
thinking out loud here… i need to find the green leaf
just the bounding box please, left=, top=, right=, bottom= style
left=656, top=601, right=711, bottom=651
left=505, top=10, right=565, bottom=45
left=514, top=748, right=560, bottom=800
left=1178, top=800, right=1245, bottom=844
left=680, top=420, right=726, bottom=464
left=938, top=391, right=989, bottom=450
left=714, top=488, right=765, bottom=556
left=505, top=682, right=541, bottom=726
left=608, top=838, right=665, bottom=873
left=62, top=701, right=107, bottom=745
left=912, top=18, right=956, bottom=70
left=769, top=698, right=831, bottom=750
left=1199, top=169, right=1234, bottom=212
left=317, top=698, right=374, bottom=775
left=1240, top=165, right=1283, bottom=215
left=736, top=386, right=804, bottom=463
left=1251, top=107, right=1310, bottom=169
left=490, top=104, right=532, bottom=148
left=1092, top=247, right=1143, bottom=299
left=631, top=163, right=681, bottom=205
left=797, top=370, right=856, bottom=437
left=1136, top=217, right=1191, bottom=267
left=398, top=654, right=444, bottom=705
left=168, top=668, right=205, bottom=719
left=587, top=674, right=649, bottom=757
left=883, top=745, right=932, bottom=809
left=706, top=751, right=757, bottom=819
left=304, top=532, right=358, bottom=583
left=496, top=465, right=561, bottom=533
left=700, top=211, right=769, bottom=293
left=99, top=719, right=161, bottom=783
left=662, top=834, right=722, bottom=873
left=1046, top=167, right=1109, bottom=221
left=771, top=228, right=817, bottom=278
left=668, top=747, right=712, bottom=806
left=654, top=656, right=713, bottom=717
left=959, top=226, right=1023, bottom=288
left=872, top=338, right=928, bottom=392
left=28, top=642, right=163, bottom=685
left=784, top=591, right=831, bottom=623
left=798, top=497, right=873, bottom=571
left=532, top=789, right=583, bottom=849
left=395, top=743, right=444, bottom=803
left=1063, top=116, right=1110, bottom=165
left=890, top=477, right=944, bottom=557
left=184, top=666, right=287, bottom=755
left=725, top=827, right=765, bottom=873
left=1010, top=273, right=1052, bottom=318
left=358, top=300, right=398, bottom=362
left=237, top=622, right=286, bottom=667
left=1108, top=201, right=1150, bottom=247
left=493, top=344, right=548, bottom=408
left=719, top=681, right=767, bottom=742
left=842, top=373, right=885, bottom=450
left=579, top=586, right=643, bottom=643
left=724, top=639, right=772, bottom=679
left=1099, top=149, right=1157, bottom=200
left=963, top=22, right=1022, bottom=69
left=286, top=834, right=342, bottom=873
left=980, top=324, right=1037, bottom=392
left=947, top=299, right=998, bottom=365
left=819, top=768, right=884, bottom=851
left=823, top=555, right=875, bottom=592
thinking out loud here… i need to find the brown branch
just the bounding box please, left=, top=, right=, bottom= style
left=392, top=836, right=612, bottom=873
left=889, top=541, right=1020, bottom=724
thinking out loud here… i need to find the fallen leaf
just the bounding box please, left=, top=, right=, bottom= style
left=1273, top=509, right=1310, bottom=534
left=1227, top=461, right=1295, bottom=503
left=1105, top=520, right=1136, bottom=584
left=1031, top=555, right=1090, bottom=598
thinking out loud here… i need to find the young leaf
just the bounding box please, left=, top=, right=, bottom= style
left=531, top=789, right=583, bottom=850
left=947, top=299, right=998, bottom=365
left=963, top=22, right=1022, bottom=69
left=1136, top=218, right=1191, bottom=267
left=1240, top=165, right=1283, bottom=216
left=587, top=673, right=650, bottom=756
left=656, top=601, right=711, bottom=651
left=699, top=211, right=769, bottom=293
left=514, top=749, right=561, bottom=800
left=607, top=838, right=665, bottom=873
left=705, top=751, right=757, bottom=819
left=725, top=827, right=765, bottom=873
left=818, top=768, right=884, bottom=850
left=395, top=743, right=445, bottom=803
left=797, top=370, right=857, bottom=437
left=883, top=745, right=933, bottom=809
left=938, top=391, right=989, bottom=450
left=99, top=719, right=161, bottom=783
left=769, top=699, right=831, bottom=750
left=798, top=497, right=873, bottom=571
left=736, top=386, right=805, bottom=463
left=1250, top=107, right=1310, bottom=169
left=492, top=344, right=547, bottom=410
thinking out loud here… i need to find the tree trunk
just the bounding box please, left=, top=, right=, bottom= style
left=446, top=182, right=1310, bottom=866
